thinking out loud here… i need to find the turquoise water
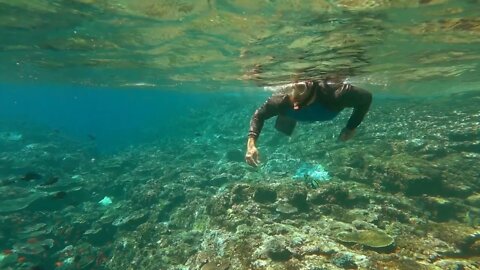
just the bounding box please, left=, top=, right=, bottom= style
left=1, top=1, right=480, bottom=269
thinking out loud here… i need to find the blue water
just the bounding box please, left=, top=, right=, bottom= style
left=0, top=84, right=213, bottom=153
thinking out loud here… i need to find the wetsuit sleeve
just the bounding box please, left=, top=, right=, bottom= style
left=337, top=84, right=372, bottom=130
left=248, top=95, right=285, bottom=139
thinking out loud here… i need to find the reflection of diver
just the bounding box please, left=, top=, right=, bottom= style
left=245, top=79, right=372, bottom=167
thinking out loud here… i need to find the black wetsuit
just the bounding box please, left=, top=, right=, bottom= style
left=248, top=80, right=372, bottom=139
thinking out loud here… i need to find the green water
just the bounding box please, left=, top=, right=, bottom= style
left=1, top=1, right=480, bottom=270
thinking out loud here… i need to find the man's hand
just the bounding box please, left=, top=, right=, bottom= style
left=338, top=128, right=355, bottom=142
left=245, top=137, right=260, bottom=167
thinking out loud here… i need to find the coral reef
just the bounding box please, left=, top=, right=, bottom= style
left=0, top=92, right=479, bottom=269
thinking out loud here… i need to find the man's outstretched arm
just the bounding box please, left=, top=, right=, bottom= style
left=248, top=95, right=284, bottom=139
left=337, top=84, right=372, bottom=141
left=246, top=95, right=284, bottom=166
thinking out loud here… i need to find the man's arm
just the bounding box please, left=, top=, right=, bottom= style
left=335, top=84, right=372, bottom=141
left=248, top=95, right=285, bottom=139
left=246, top=95, right=284, bottom=167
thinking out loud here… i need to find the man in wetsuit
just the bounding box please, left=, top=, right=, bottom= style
left=245, top=79, right=372, bottom=167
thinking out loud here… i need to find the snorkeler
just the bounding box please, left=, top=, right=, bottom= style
left=245, top=79, right=372, bottom=167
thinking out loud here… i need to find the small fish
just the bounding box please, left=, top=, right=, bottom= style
left=52, top=191, right=67, bottom=199
left=40, top=176, right=59, bottom=186
left=0, top=178, right=17, bottom=186
left=27, top=237, right=39, bottom=244
left=21, top=172, right=42, bottom=181
left=465, top=210, right=479, bottom=228
left=87, top=134, right=96, bottom=140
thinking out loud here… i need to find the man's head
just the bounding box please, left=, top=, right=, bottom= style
left=290, top=81, right=314, bottom=110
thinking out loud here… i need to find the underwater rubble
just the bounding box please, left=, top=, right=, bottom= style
left=0, top=91, right=479, bottom=269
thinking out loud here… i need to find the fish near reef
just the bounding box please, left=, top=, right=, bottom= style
left=52, top=191, right=67, bottom=199
left=0, top=178, right=17, bottom=186
left=465, top=210, right=480, bottom=227
left=21, top=172, right=42, bottom=181
left=39, top=176, right=59, bottom=186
